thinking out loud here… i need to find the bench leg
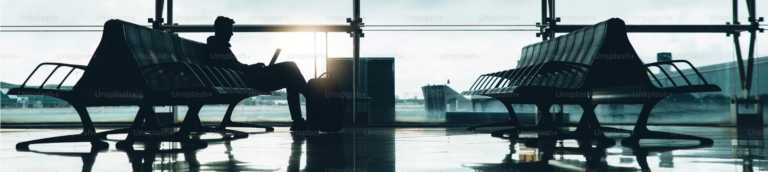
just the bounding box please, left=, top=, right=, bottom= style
left=492, top=104, right=565, bottom=139
left=634, top=150, right=651, bottom=172
left=216, top=102, right=274, bottom=132
left=174, top=104, right=251, bottom=139
left=16, top=105, right=108, bottom=150
left=174, top=104, right=205, bottom=136
left=551, top=104, right=617, bottom=146
left=621, top=100, right=714, bottom=147
left=178, top=104, right=205, bottom=133
left=97, top=107, right=166, bottom=139
left=512, top=104, right=566, bottom=145
left=116, top=106, right=207, bottom=150
left=467, top=102, right=522, bottom=131
left=116, top=106, right=156, bottom=148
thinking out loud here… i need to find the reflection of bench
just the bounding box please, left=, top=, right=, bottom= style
left=462, top=18, right=721, bottom=146
left=8, top=19, right=274, bottom=150
left=462, top=139, right=711, bottom=171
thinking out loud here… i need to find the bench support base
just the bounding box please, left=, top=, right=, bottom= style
left=113, top=105, right=209, bottom=150
left=15, top=105, right=108, bottom=151
left=487, top=104, right=566, bottom=141
left=15, top=133, right=109, bottom=151
left=98, top=103, right=276, bottom=149
left=523, top=104, right=621, bottom=147
left=216, top=102, right=275, bottom=132
left=622, top=100, right=714, bottom=147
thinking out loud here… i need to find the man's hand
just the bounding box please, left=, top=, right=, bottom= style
left=250, top=63, right=266, bottom=68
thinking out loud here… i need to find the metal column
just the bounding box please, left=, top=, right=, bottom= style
left=349, top=0, right=364, bottom=125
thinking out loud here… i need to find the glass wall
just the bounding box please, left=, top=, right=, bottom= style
left=0, top=0, right=765, bottom=125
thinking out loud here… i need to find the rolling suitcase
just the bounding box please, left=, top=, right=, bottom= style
left=305, top=72, right=345, bottom=132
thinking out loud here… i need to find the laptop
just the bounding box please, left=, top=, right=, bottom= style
left=269, top=48, right=282, bottom=66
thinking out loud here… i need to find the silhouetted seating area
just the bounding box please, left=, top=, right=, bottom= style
left=8, top=19, right=275, bottom=150
left=462, top=18, right=722, bottom=146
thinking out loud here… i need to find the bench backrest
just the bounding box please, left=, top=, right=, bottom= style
left=75, top=20, right=213, bottom=90
left=513, top=18, right=650, bottom=89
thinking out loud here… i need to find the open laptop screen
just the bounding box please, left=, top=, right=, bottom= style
left=269, top=48, right=282, bottom=66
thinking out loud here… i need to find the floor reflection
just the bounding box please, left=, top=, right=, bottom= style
left=732, top=126, right=764, bottom=172
left=120, top=141, right=202, bottom=172
left=18, top=148, right=104, bottom=172
left=2, top=126, right=767, bottom=171
left=460, top=126, right=763, bottom=172
left=293, top=132, right=347, bottom=171
left=463, top=139, right=640, bottom=172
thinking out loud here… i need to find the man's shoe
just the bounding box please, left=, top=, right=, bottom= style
left=290, top=118, right=308, bottom=131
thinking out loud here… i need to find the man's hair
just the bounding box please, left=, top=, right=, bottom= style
left=214, top=16, right=235, bottom=33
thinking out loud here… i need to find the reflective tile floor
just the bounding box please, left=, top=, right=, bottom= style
left=2, top=126, right=767, bottom=172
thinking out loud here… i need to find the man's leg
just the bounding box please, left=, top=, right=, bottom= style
left=253, top=62, right=310, bottom=130
left=267, top=62, right=309, bottom=120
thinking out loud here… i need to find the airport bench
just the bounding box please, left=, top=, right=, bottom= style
left=462, top=18, right=721, bottom=146
left=8, top=19, right=275, bottom=150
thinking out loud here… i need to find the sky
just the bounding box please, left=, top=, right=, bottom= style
left=1, top=0, right=766, bottom=99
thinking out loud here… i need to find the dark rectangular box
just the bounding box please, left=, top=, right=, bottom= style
left=327, top=57, right=395, bottom=124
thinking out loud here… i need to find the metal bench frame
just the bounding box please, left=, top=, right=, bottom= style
left=8, top=20, right=277, bottom=150
left=462, top=18, right=722, bottom=147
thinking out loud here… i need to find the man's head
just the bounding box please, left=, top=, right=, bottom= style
left=214, top=16, right=235, bottom=42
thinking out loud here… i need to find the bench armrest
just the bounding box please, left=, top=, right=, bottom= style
left=19, top=62, right=87, bottom=89
left=644, top=60, right=709, bottom=87
left=39, top=62, right=87, bottom=69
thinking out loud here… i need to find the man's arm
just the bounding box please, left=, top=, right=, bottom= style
left=206, top=37, right=248, bottom=71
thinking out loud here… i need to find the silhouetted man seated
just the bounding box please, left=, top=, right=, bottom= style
left=207, top=16, right=309, bottom=131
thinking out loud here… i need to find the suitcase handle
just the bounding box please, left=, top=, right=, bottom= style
left=318, top=72, right=331, bottom=78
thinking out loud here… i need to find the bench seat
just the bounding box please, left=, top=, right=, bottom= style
left=462, top=18, right=721, bottom=147
left=9, top=19, right=276, bottom=150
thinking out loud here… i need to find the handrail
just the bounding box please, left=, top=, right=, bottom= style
left=468, top=75, right=483, bottom=90
left=669, top=63, right=692, bottom=85
left=57, top=68, right=76, bottom=89
left=494, top=69, right=516, bottom=88
left=646, top=68, right=665, bottom=87
left=480, top=71, right=501, bottom=90
left=654, top=65, right=676, bottom=86
left=39, top=66, right=62, bottom=89
left=19, top=62, right=86, bottom=89
left=644, top=60, right=709, bottom=85
left=476, top=76, right=492, bottom=90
